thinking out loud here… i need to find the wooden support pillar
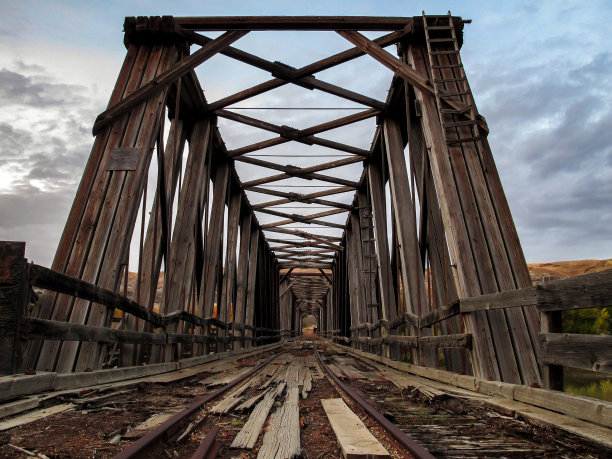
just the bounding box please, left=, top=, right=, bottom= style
left=244, top=227, right=260, bottom=347
left=383, top=117, right=436, bottom=367
left=123, top=119, right=188, bottom=366
left=0, top=242, right=28, bottom=375
left=146, top=120, right=212, bottom=363
left=218, top=186, right=241, bottom=351
left=199, top=161, right=230, bottom=320
left=405, top=82, right=464, bottom=372
left=367, top=161, right=396, bottom=358
left=36, top=43, right=180, bottom=373
left=357, top=191, right=379, bottom=354
left=233, top=211, right=252, bottom=349
left=346, top=217, right=365, bottom=350
left=404, top=40, right=540, bottom=385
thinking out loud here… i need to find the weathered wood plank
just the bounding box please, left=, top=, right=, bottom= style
left=321, top=398, right=390, bottom=458
left=539, top=333, right=612, bottom=373
left=0, top=404, right=75, bottom=431
left=175, top=16, right=414, bottom=31
left=24, top=318, right=166, bottom=344
left=231, top=387, right=277, bottom=449
left=257, top=387, right=300, bottom=458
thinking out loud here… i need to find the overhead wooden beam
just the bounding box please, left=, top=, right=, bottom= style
left=228, top=109, right=379, bottom=156
left=250, top=186, right=354, bottom=210
left=210, top=28, right=408, bottom=111
left=258, top=208, right=345, bottom=230
left=174, top=16, right=414, bottom=31
left=217, top=110, right=370, bottom=156
left=93, top=31, right=247, bottom=135
left=264, top=228, right=343, bottom=251
left=238, top=155, right=362, bottom=188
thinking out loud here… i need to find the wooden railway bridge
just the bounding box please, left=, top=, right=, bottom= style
left=0, top=14, right=610, bottom=457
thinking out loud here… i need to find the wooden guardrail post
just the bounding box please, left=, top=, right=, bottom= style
left=0, top=242, right=29, bottom=375
left=541, top=309, right=564, bottom=390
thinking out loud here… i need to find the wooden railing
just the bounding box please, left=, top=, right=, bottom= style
left=0, top=242, right=281, bottom=375
left=338, top=269, right=612, bottom=388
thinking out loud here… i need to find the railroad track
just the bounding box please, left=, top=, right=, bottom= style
left=315, top=344, right=608, bottom=459
left=1, top=339, right=609, bottom=458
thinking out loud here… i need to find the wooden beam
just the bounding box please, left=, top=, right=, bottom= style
left=199, top=161, right=230, bottom=319
left=250, top=186, right=354, bottom=210
left=174, top=16, right=414, bottom=31
left=217, top=110, right=370, bottom=156
left=258, top=209, right=345, bottom=230
left=233, top=212, right=252, bottom=348
left=337, top=30, right=432, bottom=95
left=93, top=31, right=247, bottom=135
left=238, top=155, right=362, bottom=188
left=228, top=109, right=379, bottom=156
left=218, top=188, right=242, bottom=351
left=264, top=228, right=343, bottom=251
left=210, top=29, right=408, bottom=111
left=539, top=333, right=612, bottom=374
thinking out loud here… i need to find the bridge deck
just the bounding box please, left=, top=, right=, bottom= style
left=0, top=339, right=609, bottom=458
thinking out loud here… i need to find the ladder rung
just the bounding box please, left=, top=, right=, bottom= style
left=441, top=107, right=471, bottom=114
left=434, top=77, right=466, bottom=83
left=431, top=50, right=459, bottom=55
left=446, top=136, right=481, bottom=145
left=428, top=38, right=455, bottom=43
left=445, top=120, right=478, bottom=128
left=440, top=91, right=471, bottom=98
left=426, top=25, right=454, bottom=30
left=431, top=64, right=463, bottom=69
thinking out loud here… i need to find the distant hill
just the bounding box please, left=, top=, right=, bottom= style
left=527, top=259, right=612, bottom=284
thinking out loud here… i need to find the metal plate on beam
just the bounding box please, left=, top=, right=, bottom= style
left=108, top=148, right=141, bottom=171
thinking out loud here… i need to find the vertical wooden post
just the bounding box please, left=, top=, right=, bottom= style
left=367, top=161, right=396, bottom=358
left=234, top=211, right=252, bottom=349
left=383, top=117, right=436, bottom=367
left=542, top=310, right=563, bottom=390
left=152, top=120, right=211, bottom=363
left=244, top=227, right=260, bottom=347
left=0, top=242, right=28, bottom=375
left=199, top=161, right=230, bottom=320
left=218, top=187, right=241, bottom=351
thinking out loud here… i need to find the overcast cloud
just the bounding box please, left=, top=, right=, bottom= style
left=0, top=0, right=610, bottom=267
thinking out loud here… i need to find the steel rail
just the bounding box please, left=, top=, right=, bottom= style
left=315, top=344, right=435, bottom=459
left=113, top=344, right=289, bottom=459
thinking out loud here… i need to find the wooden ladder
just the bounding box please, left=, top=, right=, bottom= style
left=422, top=12, right=482, bottom=147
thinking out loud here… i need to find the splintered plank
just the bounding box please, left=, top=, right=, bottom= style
left=339, top=365, right=364, bottom=380
left=301, top=369, right=313, bottom=399
left=199, top=366, right=252, bottom=387
left=123, top=408, right=184, bottom=439
left=257, top=387, right=301, bottom=459
left=0, top=404, right=75, bottom=431
left=235, top=391, right=266, bottom=412
left=231, top=387, right=277, bottom=449
left=210, top=382, right=250, bottom=414
left=321, top=398, right=390, bottom=459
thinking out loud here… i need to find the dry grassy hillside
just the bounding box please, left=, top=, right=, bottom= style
left=527, top=259, right=612, bottom=283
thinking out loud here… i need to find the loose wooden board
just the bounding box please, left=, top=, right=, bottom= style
left=0, top=404, right=75, bottom=431
left=321, top=398, right=390, bottom=458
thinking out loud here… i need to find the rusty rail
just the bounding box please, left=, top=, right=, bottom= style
left=113, top=346, right=289, bottom=459
left=315, top=344, right=435, bottom=459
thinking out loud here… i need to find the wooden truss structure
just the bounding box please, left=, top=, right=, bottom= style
left=10, top=13, right=608, bottom=391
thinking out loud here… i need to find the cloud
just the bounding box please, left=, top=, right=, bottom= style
left=476, top=46, right=612, bottom=261
left=0, top=68, right=89, bottom=108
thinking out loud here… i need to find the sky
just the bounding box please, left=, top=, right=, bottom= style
left=0, top=0, right=611, bottom=268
